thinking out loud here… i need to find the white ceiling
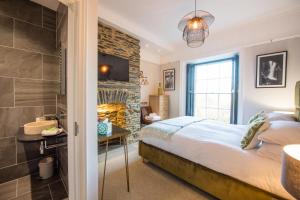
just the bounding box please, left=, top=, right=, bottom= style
left=99, top=0, right=300, bottom=56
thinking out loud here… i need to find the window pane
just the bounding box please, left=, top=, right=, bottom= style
left=206, top=79, right=219, bottom=93
left=194, top=94, right=206, bottom=108
left=219, top=78, right=232, bottom=93
left=195, top=79, right=207, bottom=93
left=195, top=65, right=207, bottom=80
left=219, top=61, right=232, bottom=78
left=196, top=108, right=207, bottom=119
left=207, top=108, right=218, bottom=120
left=219, top=94, right=231, bottom=109
left=205, top=63, right=219, bottom=79
left=218, top=109, right=231, bottom=123
left=206, top=94, right=218, bottom=108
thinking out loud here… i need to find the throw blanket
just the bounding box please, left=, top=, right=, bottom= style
left=140, top=116, right=201, bottom=139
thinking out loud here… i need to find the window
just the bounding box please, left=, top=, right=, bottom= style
left=186, top=55, right=239, bottom=124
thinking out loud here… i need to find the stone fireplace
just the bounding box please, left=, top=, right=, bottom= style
left=97, top=104, right=126, bottom=128
left=97, top=88, right=140, bottom=138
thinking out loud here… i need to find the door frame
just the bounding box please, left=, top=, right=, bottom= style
left=66, top=0, right=99, bottom=199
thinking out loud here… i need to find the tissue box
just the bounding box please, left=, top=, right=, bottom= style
left=97, top=119, right=112, bottom=136
left=97, top=122, right=108, bottom=135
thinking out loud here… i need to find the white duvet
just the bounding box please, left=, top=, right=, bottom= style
left=140, top=118, right=294, bottom=199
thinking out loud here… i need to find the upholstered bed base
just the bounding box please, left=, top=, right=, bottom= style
left=139, top=141, right=286, bottom=200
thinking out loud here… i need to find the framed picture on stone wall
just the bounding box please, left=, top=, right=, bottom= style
left=256, top=51, right=287, bottom=88
left=163, top=68, right=175, bottom=91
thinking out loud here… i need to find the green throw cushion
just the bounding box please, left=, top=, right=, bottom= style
left=241, top=119, right=269, bottom=150
left=248, top=111, right=266, bottom=124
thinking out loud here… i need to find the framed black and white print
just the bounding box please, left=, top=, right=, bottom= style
left=256, top=51, right=287, bottom=88
left=163, top=68, right=175, bottom=91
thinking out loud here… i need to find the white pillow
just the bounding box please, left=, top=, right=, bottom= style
left=267, top=111, right=296, bottom=122
left=256, top=143, right=283, bottom=162
left=258, top=121, right=300, bottom=146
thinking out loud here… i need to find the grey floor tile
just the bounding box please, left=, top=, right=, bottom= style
left=49, top=181, right=68, bottom=200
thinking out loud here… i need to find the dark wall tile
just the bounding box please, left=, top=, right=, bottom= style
left=0, top=180, right=17, bottom=200
left=0, top=107, right=43, bottom=138
left=14, top=20, right=57, bottom=55
left=0, top=137, right=16, bottom=168
left=0, top=159, right=39, bottom=184
left=0, top=46, right=42, bottom=79
left=0, top=0, right=42, bottom=26
left=15, top=79, right=59, bottom=107
left=49, top=180, right=68, bottom=200
left=43, top=55, right=59, bottom=81
left=0, top=15, right=13, bottom=47
left=43, top=106, right=56, bottom=115
left=58, top=145, right=68, bottom=189
left=0, top=77, right=14, bottom=107
left=17, top=141, right=56, bottom=164
left=17, top=173, right=60, bottom=196
left=42, top=7, right=56, bottom=31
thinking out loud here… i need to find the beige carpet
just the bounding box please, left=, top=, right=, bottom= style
left=99, top=143, right=216, bottom=200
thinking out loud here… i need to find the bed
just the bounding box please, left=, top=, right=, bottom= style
left=139, top=81, right=300, bottom=200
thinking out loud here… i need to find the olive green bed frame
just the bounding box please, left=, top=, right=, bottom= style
left=139, top=141, right=286, bottom=200
left=138, top=81, right=300, bottom=200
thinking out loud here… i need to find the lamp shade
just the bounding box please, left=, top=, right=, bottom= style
left=281, top=144, right=300, bottom=199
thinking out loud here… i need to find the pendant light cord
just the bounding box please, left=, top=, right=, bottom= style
left=194, top=0, right=196, bottom=17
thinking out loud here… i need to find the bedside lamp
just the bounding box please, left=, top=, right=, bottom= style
left=281, top=144, right=300, bottom=199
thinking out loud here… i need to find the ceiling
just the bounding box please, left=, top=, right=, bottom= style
left=99, top=0, right=300, bottom=54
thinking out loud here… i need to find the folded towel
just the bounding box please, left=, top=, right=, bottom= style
left=42, top=127, right=63, bottom=136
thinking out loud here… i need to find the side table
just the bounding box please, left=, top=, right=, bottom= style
left=98, top=125, right=130, bottom=200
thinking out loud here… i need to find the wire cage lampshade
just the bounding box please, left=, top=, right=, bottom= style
left=178, top=1, right=215, bottom=48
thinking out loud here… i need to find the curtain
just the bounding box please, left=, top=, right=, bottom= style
left=230, top=55, right=239, bottom=124
left=186, top=64, right=195, bottom=116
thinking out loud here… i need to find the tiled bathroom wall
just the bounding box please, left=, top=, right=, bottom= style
left=0, top=0, right=67, bottom=199
left=56, top=2, right=69, bottom=191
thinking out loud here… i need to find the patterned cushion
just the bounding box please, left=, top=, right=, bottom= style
left=241, top=118, right=270, bottom=150
left=248, top=111, right=266, bottom=124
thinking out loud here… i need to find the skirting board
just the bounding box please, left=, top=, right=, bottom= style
left=139, top=141, right=286, bottom=200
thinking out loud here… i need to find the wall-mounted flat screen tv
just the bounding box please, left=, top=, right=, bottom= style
left=98, top=53, right=129, bottom=82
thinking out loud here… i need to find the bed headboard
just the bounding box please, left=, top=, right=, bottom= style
left=296, top=81, right=300, bottom=121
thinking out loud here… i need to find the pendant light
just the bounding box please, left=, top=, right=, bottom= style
left=178, top=0, right=215, bottom=48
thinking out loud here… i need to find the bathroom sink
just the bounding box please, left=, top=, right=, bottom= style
left=24, top=120, right=58, bottom=135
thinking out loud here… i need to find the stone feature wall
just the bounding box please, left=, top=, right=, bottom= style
left=98, top=22, right=141, bottom=138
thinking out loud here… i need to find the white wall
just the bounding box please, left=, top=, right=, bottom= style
left=239, top=38, right=300, bottom=123
left=160, top=61, right=181, bottom=118
left=140, top=60, right=161, bottom=103
left=169, top=37, right=300, bottom=124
